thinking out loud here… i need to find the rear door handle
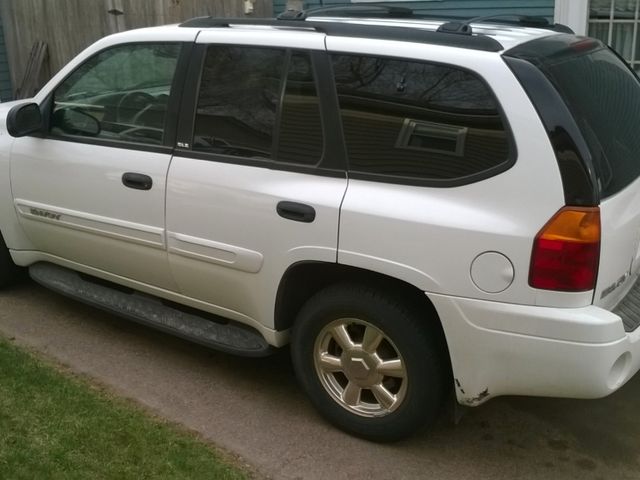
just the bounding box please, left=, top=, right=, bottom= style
left=277, top=201, right=316, bottom=223
left=122, top=172, right=153, bottom=191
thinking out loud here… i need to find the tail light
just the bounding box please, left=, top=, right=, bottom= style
left=529, top=207, right=600, bottom=292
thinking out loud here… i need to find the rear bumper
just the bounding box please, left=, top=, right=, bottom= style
left=429, top=291, right=640, bottom=406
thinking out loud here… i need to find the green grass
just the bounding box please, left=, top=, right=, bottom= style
left=0, top=337, right=248, bottom=480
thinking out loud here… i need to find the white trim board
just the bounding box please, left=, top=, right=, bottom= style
left=555, top=0, right=589, bottom=35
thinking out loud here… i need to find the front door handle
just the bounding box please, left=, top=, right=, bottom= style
left=122, top=172, right=153, bottom=191
left=277, top=201, right=316, bottom=223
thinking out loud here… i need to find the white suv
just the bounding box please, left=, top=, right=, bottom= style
left=1, top=8, right=640, bottom=441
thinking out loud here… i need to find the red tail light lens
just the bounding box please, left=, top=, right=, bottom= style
left=529, top=207, right=600, bottom=292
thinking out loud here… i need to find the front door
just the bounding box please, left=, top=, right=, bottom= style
left=11, top=42, right=186, bottom=290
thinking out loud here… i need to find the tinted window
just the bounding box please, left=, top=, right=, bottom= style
left=52, top=44, right=181, bottom=145
left=332, top=55, right=510, bottom=182
left=522, top=41, right=640, bottom=198
left=193, top=46, right=286, bottom=159
left=276, top=52, right=323, bottom=165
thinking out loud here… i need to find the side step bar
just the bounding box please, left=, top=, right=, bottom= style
left=29, top=263, right=273, bottom=357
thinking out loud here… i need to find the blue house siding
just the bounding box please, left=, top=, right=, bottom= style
left=275, top=0, right=554, bottom=19
left=0, top=10, right=12, bottom=101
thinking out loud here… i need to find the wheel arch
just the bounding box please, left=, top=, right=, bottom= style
left=274, top=261, right=451, bottom=362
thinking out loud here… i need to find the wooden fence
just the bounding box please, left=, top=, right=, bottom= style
left=0, top=0, right=273, bottom=98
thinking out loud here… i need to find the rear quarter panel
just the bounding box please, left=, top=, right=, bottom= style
left=329, top=38, right=584, bottom=307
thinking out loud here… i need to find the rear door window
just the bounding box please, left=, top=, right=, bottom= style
left=193, top=46, right=285, bottom=159
left=193, top=46, right=324, bottom=166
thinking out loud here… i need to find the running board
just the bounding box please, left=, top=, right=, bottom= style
left=29, top=263, right=273, bottom=357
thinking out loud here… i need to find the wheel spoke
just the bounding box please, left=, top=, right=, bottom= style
left=330, top=324, right=355, bottom=352
left=361, top=326, right=384, bottom=353
left=317, top=353, right=343, bottom=373
left=342, top=382, right=362, bottom=406
left=376, top=359, right=405, bottom=378
left=371, top=383, right=396, bottom=410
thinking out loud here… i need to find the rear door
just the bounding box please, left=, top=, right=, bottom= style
left=166, top=30, right=347, bottom=328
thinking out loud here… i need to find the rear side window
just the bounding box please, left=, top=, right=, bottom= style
left=331, top=54, right=511, bottom=184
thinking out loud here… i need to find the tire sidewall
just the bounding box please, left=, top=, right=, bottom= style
left=0, top=233, right=18, bottom=288
left=291, top=285, right=444, bottom=441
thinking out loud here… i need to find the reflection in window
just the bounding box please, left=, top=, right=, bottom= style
left=332, top=55, right=510, bottom=181
left=276, top=52, right=324, bottom=165
left=52, top=44, right=180, bottom=145
left=193, top=46, right=286, bottom=159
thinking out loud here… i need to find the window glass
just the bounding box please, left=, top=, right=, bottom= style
left=331, top=54, right=510, bottom=181
left=276, top=52, right=324, bottom=165
left=52, top=44, right=181, bottom=145
left=193, top=46, right=286, bottom=159
left=530, top=43, right=640, bottom=197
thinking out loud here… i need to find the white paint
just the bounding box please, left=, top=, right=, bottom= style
left=166, top=159, right=347, bottom=330
left=10, top=136, right=178, bottom=291
left=554, top=0, right=589, bottom=35
left=196, top=28, right=326, bottom=49
left=594, top=174, right=640, bottom=311
left=168, top=232, right=264, bottom=274
left=470, top=252, right=514, bottom=294
left=431, top=292, right=640, bottom=404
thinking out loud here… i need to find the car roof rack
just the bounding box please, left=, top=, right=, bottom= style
left=278, top=6, right=574, bottom=33
left=436, top=14, right=574, bottom=35
left=277, top=4, right=416, bottom=20
left=179, top=17, right=504, bottom=52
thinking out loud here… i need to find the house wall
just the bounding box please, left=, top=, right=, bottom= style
left=275, top=0, right=554, bottom=18
left=0, top=0, right=273, bottom=100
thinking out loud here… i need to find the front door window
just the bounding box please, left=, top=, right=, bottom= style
left=51, top=43, right=181, bottom=145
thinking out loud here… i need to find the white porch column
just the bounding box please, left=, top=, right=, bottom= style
left=554, top=0, right=590, bottom=36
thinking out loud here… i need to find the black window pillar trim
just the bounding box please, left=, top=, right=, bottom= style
left=503, top=56, right=600, bottom=207
left=310, top=49, right=349, bottom=173
left=175, top=42, right=207, bottom=152
left=163, top=42, right=196, bottom=149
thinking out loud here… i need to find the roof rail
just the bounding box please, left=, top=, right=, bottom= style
left=277, top=4, right=415, bottom=20
left=437, top=14, right=574, bottom=35
left=178, top=16, right=504, bottom=52
left=179, top=17, right=316, bottom=29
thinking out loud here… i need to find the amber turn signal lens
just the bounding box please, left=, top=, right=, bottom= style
left=529, top=207, right=600, bottom=292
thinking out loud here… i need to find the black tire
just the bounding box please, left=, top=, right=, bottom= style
left=291, top=283, right=446, bottom=442
left=0, top=233, right=20, bottom=288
